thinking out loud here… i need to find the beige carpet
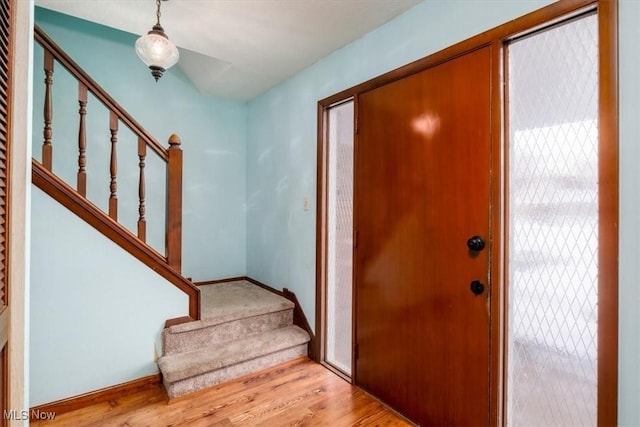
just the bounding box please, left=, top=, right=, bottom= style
left=200, top=280, right=293, bottom=321
left=159, top=280, right=310, bottom=399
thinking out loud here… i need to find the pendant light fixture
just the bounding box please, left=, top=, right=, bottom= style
left=135, top=0, right=179, bottom=82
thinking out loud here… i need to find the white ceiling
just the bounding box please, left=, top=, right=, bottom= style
left=34, top=0, right=423, bottom=101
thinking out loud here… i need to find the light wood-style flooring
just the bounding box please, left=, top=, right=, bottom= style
left=31, top=357, right=412, bottom=426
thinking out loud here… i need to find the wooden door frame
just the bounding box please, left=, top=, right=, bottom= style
left=314, top=97, right=356, bottom=380
left=499, top=3, right=618, bottom=424
left=0, top=0, right=14, bottom=421
left=7, top=0, right=32, bottom=421
left=316, top=0, right=618, bottom=424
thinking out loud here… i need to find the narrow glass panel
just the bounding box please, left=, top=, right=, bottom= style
left=326, top=100, right=354, bottom=375
left=507, top=14, right=598, bottom=426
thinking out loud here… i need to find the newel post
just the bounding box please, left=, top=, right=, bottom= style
left=166, top=134, right=183, bottom=273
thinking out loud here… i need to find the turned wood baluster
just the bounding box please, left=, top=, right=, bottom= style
left=166, top=134, right=183, bottom=273
left=77, top=82, right=88, bottom=196
left=138, top=138, right=147, bottom=242
left=42, top=50, right=54, bottom=171
left=109, top=111, right=118, bottom=220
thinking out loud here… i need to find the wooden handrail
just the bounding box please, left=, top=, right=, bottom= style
left=33, top=25, right=194, bottom=319
left=34, top=25, right=168, bottom=160
left=32, top=160, right=201, bottom=320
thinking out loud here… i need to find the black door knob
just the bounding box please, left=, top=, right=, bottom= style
left=470, top=280, right=485, bottom=295
left=467, top=235, right=485, bottom=251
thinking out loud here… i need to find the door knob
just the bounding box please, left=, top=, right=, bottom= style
left=470, top=280, right=485, bottom=295
left=467, top=235, right=485, bottom=251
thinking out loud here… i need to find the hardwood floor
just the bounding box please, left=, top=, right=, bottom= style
left=31, top=358, right=412, bottom=426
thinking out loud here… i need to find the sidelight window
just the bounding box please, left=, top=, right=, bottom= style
left=506, top=12, right=599, bottom=426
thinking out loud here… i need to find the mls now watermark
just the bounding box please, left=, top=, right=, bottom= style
left=4, top=409, right=56, bottom=421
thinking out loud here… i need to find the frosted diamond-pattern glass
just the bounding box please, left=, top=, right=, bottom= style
left=507, top=14, right=598, bottom=426
left=326, top=101, right=354, bottom=375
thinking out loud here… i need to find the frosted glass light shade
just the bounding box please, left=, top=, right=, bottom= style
left=135, top=27, right=179, bottom=81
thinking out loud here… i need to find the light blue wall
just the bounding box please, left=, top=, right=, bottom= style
left=28, top=1, right=640, bottom=421
left=29, top=8, right=247, bottom=406
left=618, top=1, right=640, bottom=424
left=246, top=0, right=554, bottom=330
left=30, top=186, right=188, bottom=406
left=34, top=8, right=247, bottom=280
left=246, top=0, right=639, bottom=424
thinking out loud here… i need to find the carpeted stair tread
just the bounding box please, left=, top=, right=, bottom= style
left=162, top=309, right=294, bottom=355
left=159, top=325, right=310, bottom=383
left=166, top=307, right=292, bottom=336
left=171, top=281, right=293, bottom=334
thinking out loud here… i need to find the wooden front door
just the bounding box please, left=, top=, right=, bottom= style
left=354, top=46, right=492, bottom=426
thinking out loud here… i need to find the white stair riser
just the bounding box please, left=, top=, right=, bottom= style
left=164, top=344, right=308, bottom=399
left=163, top=309, right=293, bottom=355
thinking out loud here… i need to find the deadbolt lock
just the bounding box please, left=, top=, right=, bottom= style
left=470, top=280, right=485, bottom=296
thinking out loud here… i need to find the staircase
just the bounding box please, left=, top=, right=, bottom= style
left=32, top=26, right=311, bottom=401
left=32, top=25, right=200, bottom=319
left=158, top=280, right=311, bottom=399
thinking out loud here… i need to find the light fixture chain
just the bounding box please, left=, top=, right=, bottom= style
left=156, top=0, right=161, bottom=26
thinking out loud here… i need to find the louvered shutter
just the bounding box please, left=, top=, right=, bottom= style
left=0, top=0, right=12, bottom=308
